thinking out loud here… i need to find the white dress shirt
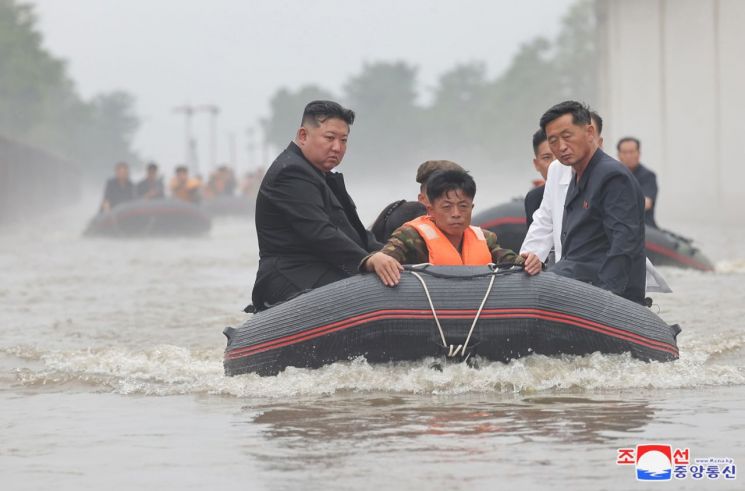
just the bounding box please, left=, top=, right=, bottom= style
left=520, top=160, right=572, bottom=262
left=520, top=160, right=671, bottom=293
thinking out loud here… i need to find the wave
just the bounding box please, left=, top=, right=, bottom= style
left=4, top=332, right=745, bottom=398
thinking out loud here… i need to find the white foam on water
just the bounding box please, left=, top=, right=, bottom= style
left=715, top=259, right=745, bottom=274
left=6, top=329, right=745, bottom=399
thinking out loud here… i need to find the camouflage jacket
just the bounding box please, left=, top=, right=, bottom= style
left=360, top=224, right=524, bottom=268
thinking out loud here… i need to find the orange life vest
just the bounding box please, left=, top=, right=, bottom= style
left=406, top=215, right=492, bottom=266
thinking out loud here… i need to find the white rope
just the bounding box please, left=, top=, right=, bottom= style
left=409, top=269, right=497, bottom=359
left=460, top=273, right=496, bottom=356
left=409, top=271, right=448, bottom=348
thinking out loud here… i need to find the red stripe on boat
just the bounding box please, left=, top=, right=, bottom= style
left=476, top=216, right=526, bottom=229
left=226, top=307, right=678, bottom=360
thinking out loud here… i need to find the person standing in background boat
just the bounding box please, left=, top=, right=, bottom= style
left=170, top=166, right=202, bottom=203
left=540, top=101, right=646, bottom=304
left=250, top=100, right=382, bottom=311
left=135, top=162, right=165, bottom=200
left=370, top=160, right=465, bottom=243
left=363, top=169, right=542, bottom=286
left=617, top=137, right=658, bottom=228
left=99, top=161, right=134, bottom=212
left=524, top=129, right=555, bottom=227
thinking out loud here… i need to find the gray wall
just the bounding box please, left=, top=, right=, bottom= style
left=0, top=135, right=81, bottom=223
left=596, top=0, right=745, bottom=224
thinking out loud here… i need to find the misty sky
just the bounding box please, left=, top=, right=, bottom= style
left=28, top=0, right=573, bottom=174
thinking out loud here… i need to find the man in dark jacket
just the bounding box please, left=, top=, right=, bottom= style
left=99, top=161, right=134, bottom=212
left=540, top=101, right=646, bottom=304
left=136, top=162, right=165, bottom=200
left=617, top=136, right=659, bottom=228
left=251, top=100, right=382, bottom=311
left=524, top=128, right=554, bottom=227
left=370, top=160, right=464, bottom=243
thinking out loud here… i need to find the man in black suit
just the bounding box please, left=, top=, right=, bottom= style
left=540, top=101, right=646, bottom=304
left=524, top=128, right=554, bottom=227
left=251, top=100, right=382, bottom=311
left=617, top=136, right=659, bottom=228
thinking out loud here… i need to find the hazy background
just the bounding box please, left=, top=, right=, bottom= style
left=24, top=0, right=575, bottom=171
left=2, top=0, right=743, bottom=224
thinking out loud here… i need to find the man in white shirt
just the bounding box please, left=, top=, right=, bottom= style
left=520, top=112, right=670, bottom=294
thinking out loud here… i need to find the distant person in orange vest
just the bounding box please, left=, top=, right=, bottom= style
left=362, top=169, right=542, bottom=286
left=240, top=167, right=265, bottom=198
left=100, top=161, right=134, bottom=212
left=170, top=166, right=201, bottom=203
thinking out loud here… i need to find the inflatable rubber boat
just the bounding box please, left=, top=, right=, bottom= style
left=473, top=199, right=715, bottom=271
left=201, top=195, right=255, bottom=217
left=223, top=266, right=680, bottom=376
left=85, top=198, right=211, bottom=237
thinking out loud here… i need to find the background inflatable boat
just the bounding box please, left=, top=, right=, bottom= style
left=473, top=199, right=715, bottom=271
left=224, top=266, right=680, bottom=376
left=85, top=198, right=212, bottom=237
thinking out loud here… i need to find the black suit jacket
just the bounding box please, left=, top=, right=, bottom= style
left=370, top=200, right=427, bottom=243
left=524, top=184, right=545, bottom=227
left=251, top=142, right=382, bottom=309
left=551, top=149, right=646, bottom=303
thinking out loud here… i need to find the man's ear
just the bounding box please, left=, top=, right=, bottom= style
left=586, top=123, right=596, bottom=142
left=426, top=203, right=434, bottom=216
left=296, top=127, right=307, bottom=145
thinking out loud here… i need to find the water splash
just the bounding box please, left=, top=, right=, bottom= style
left=5, top=332, right=745, bottom=399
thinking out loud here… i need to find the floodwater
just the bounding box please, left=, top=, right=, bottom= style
left=1, top=195, right=744, bottom=491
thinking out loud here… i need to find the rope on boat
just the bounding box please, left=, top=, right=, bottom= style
left=409, top=268, right=497, bottom=359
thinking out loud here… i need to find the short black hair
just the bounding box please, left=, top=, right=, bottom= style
left=301, top=100, right=355, bottom=127
left=416, top=160, right=464, bottom=185
left=175, top=165, right=188, bottom=173
left=539, top=100, right=592, bottom=133
left=590, top=111, right=603, bottom=136
left=146, top=162, right=158, bottom=171
left=115, top=161, right=128, bottom=169
left=532, top=129, right=547, bottom=155
left=426, top=169, right=476, bottom=204
left=617, top=136, right=641, bottom=151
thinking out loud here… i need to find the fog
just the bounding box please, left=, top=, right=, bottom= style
left=27, top=0, right=573, bottom=174
left=2, top=0, right=743, bottom=225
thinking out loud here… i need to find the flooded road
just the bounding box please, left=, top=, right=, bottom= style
left=1, top=197, right=744, bottom=490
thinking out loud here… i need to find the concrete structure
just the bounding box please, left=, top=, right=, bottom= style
left=596, top=0, right=745, bottom=224
left=0, top=135, right=80, bottom=223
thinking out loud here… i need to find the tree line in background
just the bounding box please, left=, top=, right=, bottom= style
left=261, top=0, right=597, bottom=178
left=0, top=0, right=139, bottom=178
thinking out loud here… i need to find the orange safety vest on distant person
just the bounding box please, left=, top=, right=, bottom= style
left=406, top=215, right=492, bottom=266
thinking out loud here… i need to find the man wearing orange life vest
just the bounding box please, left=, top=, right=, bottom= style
left=362, top=169, right=542, bottom=286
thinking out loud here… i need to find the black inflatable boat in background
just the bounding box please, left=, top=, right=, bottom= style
left=472, top=199, right=715, bottom=272
left=224, top=266, right=680, bottom=376
left=85, top=198, right=211, bottom=237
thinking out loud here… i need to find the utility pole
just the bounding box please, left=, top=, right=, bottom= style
left=228, top=131, right=237, bottom=170
left=246, top=127, right=256, bottom=169
left=173, top=104, right=195, bottom=172
left=196, top=104, right=220, bottom=170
